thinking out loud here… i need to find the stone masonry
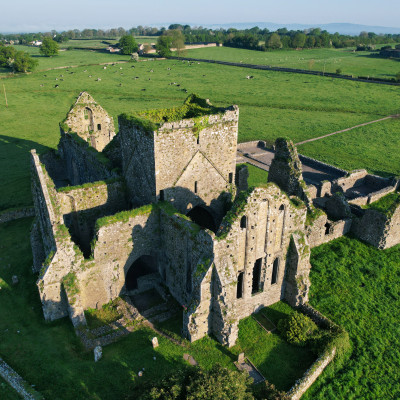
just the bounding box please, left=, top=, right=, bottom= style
left=30, top=93, right=400, bottom=347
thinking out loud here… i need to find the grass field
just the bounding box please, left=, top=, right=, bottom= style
left=302, top=236, right=400, bottom=400
left=299, top=117, right=400, bottom=177
left=184, top=46, right=400, bottom=80
left=246, top=164, right=269, bottom=186
left=0, top=217, right=312, bottom=399
left=1, top=53, right=399, bottom=210
left=60, top=39, right=119, bottom=49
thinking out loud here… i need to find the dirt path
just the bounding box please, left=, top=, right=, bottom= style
left=296, top=114, right=400, bottom=146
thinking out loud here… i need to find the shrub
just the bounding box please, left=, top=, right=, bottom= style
left=277, top=311, right=317, bottom=346
left=336, top=68, right=342, bottom=75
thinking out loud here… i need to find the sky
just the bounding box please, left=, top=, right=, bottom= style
left=1, top=0, right=399, bottom=33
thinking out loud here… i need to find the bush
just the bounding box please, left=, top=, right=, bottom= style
left=336, top=68, right=342, bottom=75
left=134, top=364, right=254, bottom=400
left=253, top=380, right=289, bottom=400
left=277, top=311, right=317, bottom=346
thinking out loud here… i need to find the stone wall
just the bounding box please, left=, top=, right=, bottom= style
left=119, top=118, right=156, bottom=207
left=0, top=207, right=35, bottom=224
left=58, top=132, right=116, bottom=186
left=185, top=185, right=310, bottom=346
left=63, top=92, right=116, bottom=152
left=351, top=205, right=400, bottom=249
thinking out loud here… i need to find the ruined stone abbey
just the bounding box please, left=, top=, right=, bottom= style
left=30, top=92, right=400, bottom=346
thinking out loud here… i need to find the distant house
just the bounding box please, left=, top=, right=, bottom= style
left=30, top=40, right=42, bottom=46
left=107, top=46, right=121, bottom=53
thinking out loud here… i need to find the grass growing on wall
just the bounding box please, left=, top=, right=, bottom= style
left=302, top=236, right=400, bottom=400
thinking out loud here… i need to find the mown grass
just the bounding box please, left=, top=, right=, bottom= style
left=0, top=218, right=313, bottom=399
left=1, top=52, right=398, bottom=210
left=84, top=300, right=122, bottom=330
left=184, top=46, right=400, bottom=79
left=302, top=236, right=400, bottom=400
left=363, top=191, right=400, bottom=214
left=298, top=118, right=400, bottom=177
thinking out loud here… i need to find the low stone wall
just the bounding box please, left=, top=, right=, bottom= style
left=0, top=207, right=35, bottom=224
left=286, top=303, right=338, bottom=400
left=298, top=154, right=347, bottom=180
left=287, top=348, right=336, bottom=400
left=368, top=185, right=396, bottom=204
left=0, top=357, right=43, bottom=400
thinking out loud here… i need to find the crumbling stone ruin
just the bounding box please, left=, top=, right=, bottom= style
left=30, top=92, right=400, bottom=346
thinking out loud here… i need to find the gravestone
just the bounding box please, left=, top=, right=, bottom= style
left=12, top=276, right=18, bottom=285
left=94, top=346, right=102, bottom=362
left=152, top=337, right=159, bottom=348
left=238, top=353, right=245, bottom=363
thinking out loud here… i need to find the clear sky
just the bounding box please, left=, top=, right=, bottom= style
left=1, top=0, right=399, bottom=32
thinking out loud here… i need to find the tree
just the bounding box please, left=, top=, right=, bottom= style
left=292, top=33, right=306, bottom=48
left=13, top=51, right=38, bottom=72
left=135, top=364, right=254, bottom=400
left=118, top=35, right=138, bottom=55
left=0, top=46, right=37, bottom=72
left=267, top=33, right=282, bottom=49
left=39, top=37, right=59, bottom=56
left=156, top=35, right=173, bottom=57
left=164, top=29, right=185, bottom=55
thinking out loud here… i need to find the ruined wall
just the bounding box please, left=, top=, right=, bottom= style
left=186, top=185, right=310, bottom=346
left=332, top=170, right=368, bottom=193
left=118, top=118, right=156, bottom=207
left=63, top=92, right=116, bottom=152
left=31, top=150, right=84, bottom=321
left=58, top=132, right=116, bottom=186
left=153, top=107, right=238, bottom=218
left=351, top=206, right=400, bottom=249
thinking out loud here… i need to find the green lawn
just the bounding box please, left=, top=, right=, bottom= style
left=298, top=118, right=400, bottom=177
left=1, top=54, right=398, bottom=210
left=184, top=46, right=400, bottom=80
left=302, top=236, right=400, bottom=400
left=0, top=217, right=313, bottom=398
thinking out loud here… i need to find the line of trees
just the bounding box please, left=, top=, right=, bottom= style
left=2, top=25, right=400, bottom=51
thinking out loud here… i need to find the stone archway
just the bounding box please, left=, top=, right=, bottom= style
left=125, top=255, right=158, bottom=291
left=187, top=205, right=217, bottom=233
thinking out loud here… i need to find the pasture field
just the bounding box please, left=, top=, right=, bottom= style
left=299, top=117, right=400, bottom=177
left=302, top=236, right=400, bottom=400
left=60, top=39, right=119, bottom=49
left=3, top=45, right=131, bottom=74
left=1, top=55, right=399, bottom=210
left=184, top=46, right=400, bottom=80
left=0, top=217, right=313, bottom=399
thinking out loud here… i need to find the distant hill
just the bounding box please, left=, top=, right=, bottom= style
left=200, top=22, right=400, bottom=35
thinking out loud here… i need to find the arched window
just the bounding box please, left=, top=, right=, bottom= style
left=240, top=215, right=247, bottom=229
left=271, top=258, right=279, bottom=285
left=252, top=258, right=262, bottom=294
left=236, top=271, right=244, bottom=299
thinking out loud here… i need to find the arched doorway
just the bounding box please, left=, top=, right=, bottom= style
left=84, top=107, right=94, bottom=131
left=125, top=255, right=158, bottom=291
left=187, top=205, right=217, bottom=233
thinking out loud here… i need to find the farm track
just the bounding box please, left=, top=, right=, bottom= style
left=296, top=114, right=400, bottom=145
left=169, top=56, right=400, bottom=86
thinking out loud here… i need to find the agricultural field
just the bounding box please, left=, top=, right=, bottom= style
left=298, top=117, right=400, bottom=177
left=1, top=53, right=399, bottom=210
left=1, top=45, right=132, bottom=74
left=184, top=46, right=400, bottom=80
left=303, top=236, right=400, bottom=400
left=0, top=217, right=313, bottom=399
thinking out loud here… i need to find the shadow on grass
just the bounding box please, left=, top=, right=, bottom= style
left=0, top=135, right=51, bottom=210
